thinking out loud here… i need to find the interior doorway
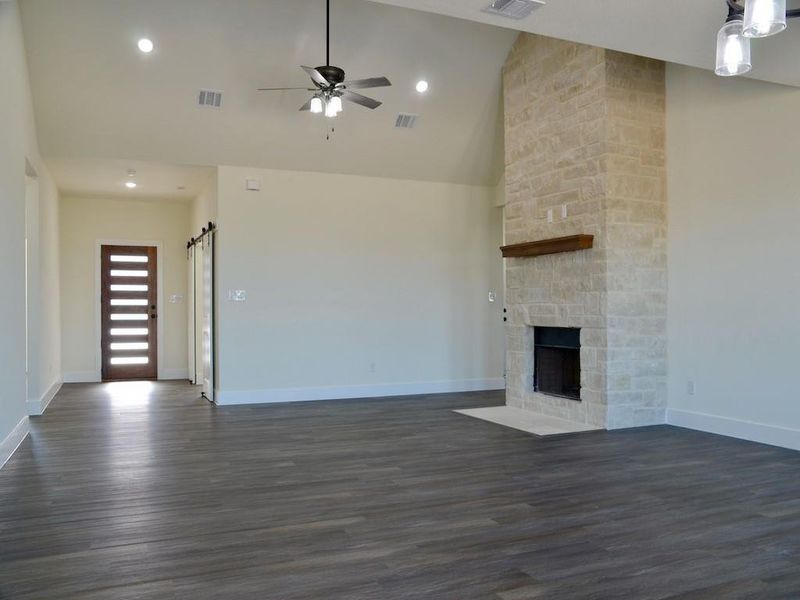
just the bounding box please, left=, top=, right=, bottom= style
left=100, top=244, right=158, bottom=380
left=188, top=223, right=215, bottom=402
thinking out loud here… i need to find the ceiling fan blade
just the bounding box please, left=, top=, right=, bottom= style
left=299, top=97, right=313, bottom=112
left=343, top=77, right=392, bottom=89
left=257, top=87, right=315, bottom=91
left=301, top=65, right=330, bottom=87
left=342, top=90, right=382, bottom=110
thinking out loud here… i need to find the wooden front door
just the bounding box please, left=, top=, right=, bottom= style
left=101, top=245, right=158, bottom=380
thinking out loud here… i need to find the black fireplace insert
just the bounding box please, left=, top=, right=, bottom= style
left=533, top=327, right=581, bottom=401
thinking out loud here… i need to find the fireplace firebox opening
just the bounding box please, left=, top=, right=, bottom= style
left=533, top=326, right=581, bottom=401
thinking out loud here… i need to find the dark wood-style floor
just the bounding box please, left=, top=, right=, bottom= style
left=1, top=382, right=800, bottom=599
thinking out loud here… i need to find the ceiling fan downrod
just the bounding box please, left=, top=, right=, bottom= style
left=326, top=0, right=330, bottom=67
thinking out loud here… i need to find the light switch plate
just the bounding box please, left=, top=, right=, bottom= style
left=246, top=179, right=261, bottom=191
left=488, top=291, right=497, bottom=303
left=229, top=290, right=246, bottom=302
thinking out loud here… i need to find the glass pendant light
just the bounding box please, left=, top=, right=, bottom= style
left=716, top=16, right=752, bottom=76
left=743, top=0, right=787, bottom=37
left=310, top=96, right=323, bottom=114
left=329, top=96, right=343, bottom=114
left=325, top=99, right=337, bottom=118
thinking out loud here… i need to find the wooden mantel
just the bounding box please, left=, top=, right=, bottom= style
left=501, top=234, right=594, bottom=258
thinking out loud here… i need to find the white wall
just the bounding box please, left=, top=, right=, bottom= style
left=35, top=170, right=61, bottom=407
left=25, top=168, right=61, bottom=414
left=59, top=197, right=190, bottom=381
left=0, top=0, right=62, bottom=463
left=666, top=64, right=800, bottom=449
left=214, top=166, right=505, bottom=404
left=191, top=168, right=218, bottom=235
left=0, top=1, right=30, bottom=447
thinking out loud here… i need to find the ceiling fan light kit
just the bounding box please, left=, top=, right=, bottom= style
left=258, top=0, right=391, bottom=118
left=715, top=0, right=798, bottom=76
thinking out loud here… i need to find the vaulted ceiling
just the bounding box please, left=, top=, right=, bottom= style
left=21, top=0, right=800, bottom=194
left=368, top=0, right=800, bottom=87
left=20, top=0, right=516, bottom=188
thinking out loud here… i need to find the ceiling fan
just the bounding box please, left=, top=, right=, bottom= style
left=257, top=0, right=391, bottom=118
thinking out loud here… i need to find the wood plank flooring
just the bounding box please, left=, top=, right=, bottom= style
left=1, top=381, right=799, bottom=599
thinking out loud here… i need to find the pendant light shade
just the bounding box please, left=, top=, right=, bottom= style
left=325, top=99, right=337, bottom=118
left=743, top=0, right=787, bottom=37
left=329, top=96, right=343, bottom=114
left=310, top=96, right=323, bottom=114
left=715, top=18, right=752, bottom=76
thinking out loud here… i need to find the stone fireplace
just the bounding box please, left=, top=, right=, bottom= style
left=502, top=34, right=667, bottom=430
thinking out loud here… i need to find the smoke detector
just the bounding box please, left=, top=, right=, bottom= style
left=483, top=0, right=545, bottom=19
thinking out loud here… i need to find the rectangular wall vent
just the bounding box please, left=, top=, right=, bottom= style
left=483, top=0, right=545, bottom=19
left=395, top=113, right=418, bottom=129
left=198, top=89, right=223, bottom=108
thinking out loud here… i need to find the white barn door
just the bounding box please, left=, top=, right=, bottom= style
left=201, top=232, right=215, bottom=401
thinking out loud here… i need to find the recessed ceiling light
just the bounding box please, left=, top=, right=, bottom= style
left=125, top=181, right=137, bottom=189
left=137, top=38, right=154, bottom=54
left=416, top=80, right=429, bottom=94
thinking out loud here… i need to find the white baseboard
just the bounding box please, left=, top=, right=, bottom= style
left=667, top=408, right=800, bottom=452
left=27, top=378, right=62, bottom=416
left=160, top=368, right=189, bottom=380
left=0, top=417, right=30, bottom=470
left=216, top=378, right=506, bottom=406
left=63, top=371, right=101, bottom=383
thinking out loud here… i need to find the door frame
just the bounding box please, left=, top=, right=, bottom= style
left=25, top=173, right=39, bottom=401
left=94, top=239, right=164, bottom=380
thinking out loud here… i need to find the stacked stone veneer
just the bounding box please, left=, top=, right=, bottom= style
left=503, top=34, right=667, bottom=429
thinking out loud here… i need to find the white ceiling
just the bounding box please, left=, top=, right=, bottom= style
left=366, top=0, right=800, bottom=87
left=47, top=158, right=214, bottom=201
left=20, top=0, right=516, bottom=188
left=22, top=0, right=800, bottom=196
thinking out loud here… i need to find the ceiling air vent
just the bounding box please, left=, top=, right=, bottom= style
left=395, top=113, right=418, bottom=129
left=483, top=0, right=545, bottom=19
left=198, top=89, right=223, bottom=108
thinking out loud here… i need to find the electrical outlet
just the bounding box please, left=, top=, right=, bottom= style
left=229, top=290, right=246, bottom=302
left=687, top=380, right=695, bottom=396
left=547, top=208, right=554, bottom=223
left=488, top=291, right=497, bottom=303
left=561, top=204, right=568, bottom=219
left=369, top=362, right=376, bottom=374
